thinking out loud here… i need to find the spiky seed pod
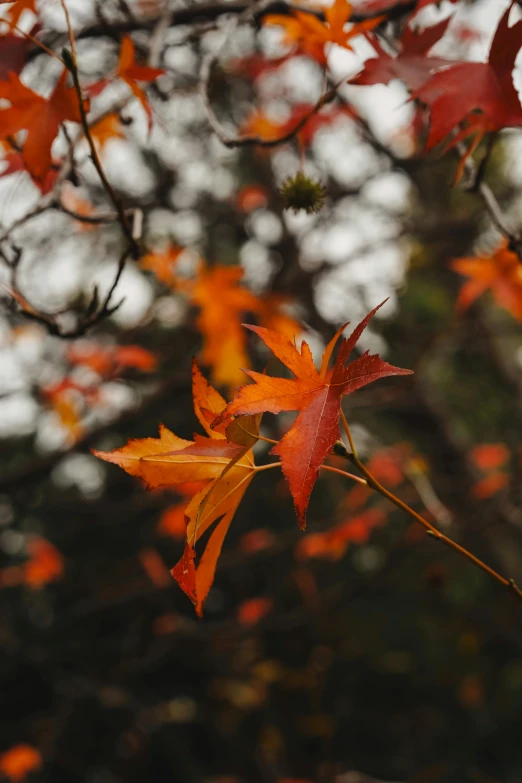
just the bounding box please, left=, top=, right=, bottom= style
left=279, top=172, right=325, bottom=215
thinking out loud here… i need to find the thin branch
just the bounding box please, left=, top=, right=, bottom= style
left=70, top=0, right=409, bottom=42
left=336, top=411, right=522, bottom=603
left=59, top=0, right=141, bottom=258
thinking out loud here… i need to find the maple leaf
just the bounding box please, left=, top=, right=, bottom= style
left=0, top=744, right=42, bottom=782
left=68, top=342, right=157, bottom=375
left=472, top=472, right=510, bottom=500
left=351, top=15, right=452, bottom=90
left=213, top=301, right=412, bottom=529
left=470, top=443, right=510, bottom=472
left=0, top=0, right=37, bottom=28
left=0, top=146, right=58, bottom=193
left=118, top=35, right=164, bottom=130
left=192, top=265, right=260, bottom=388
left=0, top=33, right=30, bottom=78
left=412, top=3, right=522, bottom=153
left=296, top=508, right=385, bottom=559
left=89, top=112, right=126, bottom=151
left=265, top=0, right=385, bottom=64
left=140, top=244, right=183, bottom=286
left=451, top=241, right=522, bottom=322
left=94, top=360, right=260, bottom=615
left=0, top=69, right=88, bottom=184
left=237, top=596, right=273, bottom=625
left=24, top=537, right=64, bottom=588
left=236, top=184, right=269, bottom=212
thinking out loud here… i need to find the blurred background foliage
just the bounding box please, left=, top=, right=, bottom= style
left=1, top=0, right=522, bottom=781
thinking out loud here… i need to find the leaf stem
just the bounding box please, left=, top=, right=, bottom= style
left=253, top=462, right=281, bottom=473
left=339, top=411, right=522, bottom=602
left=321, top=464, right=367, bottom=485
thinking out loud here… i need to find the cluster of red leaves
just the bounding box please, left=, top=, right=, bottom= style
left=258, top=0, right=522, bottom=179
left=0, top=23, right=163, bottom=192
left=95, top=303, right=412, bottom=614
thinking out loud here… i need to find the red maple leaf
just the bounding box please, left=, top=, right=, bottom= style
left=213, top=301, right=412, bottom=529
left=118, top=36, right=165, bottom=130
left=351, top=15, right=452, bottom=90
left=0, top=69, right=88, bottom=184
left=412, top=2, right=522, bottom=152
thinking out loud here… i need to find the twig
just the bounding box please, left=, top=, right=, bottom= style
left=337, top=410, right=522, bottom=603
left=59, top=0, right=141, bottom=258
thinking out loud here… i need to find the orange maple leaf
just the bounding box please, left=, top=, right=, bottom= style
left=94, top=360, right=260, bottom=615
left=24, top=537, right=64, bottom=588
left=191, top=264, right=302, bottom=389
left=140, top=244, right=184, bottom=286
left=190, top=265, right=262, bottom=388
left=264, top=0, right=384, bottom=63
left=214, top=301, right=412, bottom=528
left=68, top=342, right=157, bottom=375
left=89, top=112, right=126, bottom=151
left=296, top=508, right=386, bottom=559
left=451, top=242, right=522, bottom=321
left=0, top=745, right=42, bottom=782
left=118, top=36, right=164, bottom=130
left=1, top=0, right=37, bottom=28
left=472, top=472, right=510, bottom=500
left=470, top=443, right=510, bottom=472
left=0, top=69, right=88, bottom=184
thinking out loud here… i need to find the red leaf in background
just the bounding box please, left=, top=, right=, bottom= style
left=351, top=15, right=452, bottom=89
left=157, top=502, right=187, bottom=539
left=0, top=69, right=88, bottom=184
left=296, top=509, right=386, bottom=559
left=227, top=53, right=290, bottom=82
left=239, top=528, right=277, bottom=553
left=139, top=547, right=172, bottom=588
left=0, top=33, right=30, bottom=78
left=68, top=343, right=157, bottom=375
left=470, top=443, right=510, bottom=472
left=451, top=242, right=522, bottom=322
left=0, top=744, right=42, bottom=782
left=236, top=184, right=268, bottom=213
left=24, top=538, right=64, bottom=588
left=214, top=301, right=412, bottom=529
left=118, top=35, right=165, bottom=130
left=237, top=596, right=273, bottom=625
left=413, top=3, right=522, bottom=152
left=0, top=0, right=37, bottom=28
left=472, top=472, right=510, bottom=500
left=0, top=148, right=58, bottom=193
